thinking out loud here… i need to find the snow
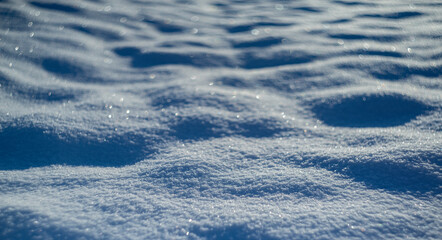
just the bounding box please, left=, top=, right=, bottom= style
left=0, top=0, right=441, bottom=239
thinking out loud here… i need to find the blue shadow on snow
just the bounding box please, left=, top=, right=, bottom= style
left=0, top=72, right=80, bottom=103
left=311, top=94, right=434, bottom=128
left=170, top=116, right=286, bottom=140
left=0, top=208, right=94, bottom=240
left=29, top=1, right=81, bottom=13
left=114, top=47, right=233, bottom=68
left=0, top=126, right=155, bottom=170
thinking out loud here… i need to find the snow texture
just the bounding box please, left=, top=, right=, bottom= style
left=0, top=0, right=441, bottom=239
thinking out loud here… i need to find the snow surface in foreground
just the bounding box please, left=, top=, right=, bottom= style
left=0, top=0, right=441, bottom=239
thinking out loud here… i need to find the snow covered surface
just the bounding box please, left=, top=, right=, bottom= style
left=0, top=0, right=441, bottom=239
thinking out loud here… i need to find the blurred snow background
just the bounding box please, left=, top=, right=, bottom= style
left=0, top=0, right=441, bottom=239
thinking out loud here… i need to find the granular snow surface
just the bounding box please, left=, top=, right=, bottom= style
left=0, top=0, right=441, bottom=239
